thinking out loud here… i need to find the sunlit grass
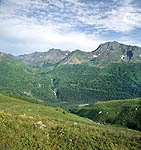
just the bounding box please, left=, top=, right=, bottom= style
left=0, top=94, right=141, bottom=149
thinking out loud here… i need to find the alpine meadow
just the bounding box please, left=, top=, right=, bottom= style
left=0, top=0, right=141, bottom=149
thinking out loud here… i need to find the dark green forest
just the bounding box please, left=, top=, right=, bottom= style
left=49, top=63, right=141, bottom=107
left=0, top=53, right=141, bottom=109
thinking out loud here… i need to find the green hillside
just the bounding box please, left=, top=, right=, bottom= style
left=50, top=63, right=141, bottom=108
left=0, top=53, right=56, bottom=102
left=0, top=50, right=141, bottom=109
left=71, top=98, right=141, bottom=131
left=0, top=94, right=141, bottom=149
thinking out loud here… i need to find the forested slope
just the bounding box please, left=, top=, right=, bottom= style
left=50, top=63, right=141, bottom=107
left=0, top=53, right=56, bottom=102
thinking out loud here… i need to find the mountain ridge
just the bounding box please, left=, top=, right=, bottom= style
left=91, top=41, right=141, bottom=66
left=16, top=48, right=70, bottom=67
left=0, top=41, right=141, bottom=108
left=15, top=41, right=141, bottom=67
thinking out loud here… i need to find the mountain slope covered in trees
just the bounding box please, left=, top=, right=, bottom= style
left=0, top=41, right=141, bottom=109
left=0, top=52, right=56, bottom=103
left=49, top=63, right=141, bottom=108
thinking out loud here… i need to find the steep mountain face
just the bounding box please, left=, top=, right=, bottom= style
left=91, top=41, right=141, bottom=67
left=17, top=49, right=70, bottom=67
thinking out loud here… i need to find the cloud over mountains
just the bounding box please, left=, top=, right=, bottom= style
left=0, top=0, right=141, bottom=55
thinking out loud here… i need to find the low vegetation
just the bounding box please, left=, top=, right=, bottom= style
left=0, top=94, right=141, bottom=149
left=71, top=98, right=141, bottom=131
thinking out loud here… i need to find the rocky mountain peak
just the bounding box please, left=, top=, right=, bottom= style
left=91, top=41, right=141, bottom=67
left=16, top=49, right=71, bottom=67
left=93, top=41, right=141, bottom=55
left=93, top=41, right=121, bottom=54
left=15, top=41, right=141, bottom=67
left=48, top=48, right=62, bottom=53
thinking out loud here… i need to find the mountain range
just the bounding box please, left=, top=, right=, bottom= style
left=0, top=41, right=141, bottom=109
left=1, top=41, right=141, bottom=149
left=16, top=41, right=141, bottom=67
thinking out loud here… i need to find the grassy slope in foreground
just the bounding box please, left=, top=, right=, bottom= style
left=71, top=98, right=141, bottom=131
left=0, top=94, right=141, bottom=150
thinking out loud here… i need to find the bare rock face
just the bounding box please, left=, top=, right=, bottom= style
left=16, top=41, right=141, bottom=67
left=93, top=41, right=141, bottom=56
left=91, top=41, right=141, bottom=66
left=16, top=49, right=70, bottom=67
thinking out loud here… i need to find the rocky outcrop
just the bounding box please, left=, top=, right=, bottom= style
left=16, top=49, right=70, bottom=67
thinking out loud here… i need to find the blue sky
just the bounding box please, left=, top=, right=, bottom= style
left=0, top=0, right=141, bottom=55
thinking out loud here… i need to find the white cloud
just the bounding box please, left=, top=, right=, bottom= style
left=0, top=0, right=140, bottom=55
left=0, top=17, right=102, bottom=55
left=74, top=0, right=141, bottom=32
left=101, top=4, right=141, bottom=32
